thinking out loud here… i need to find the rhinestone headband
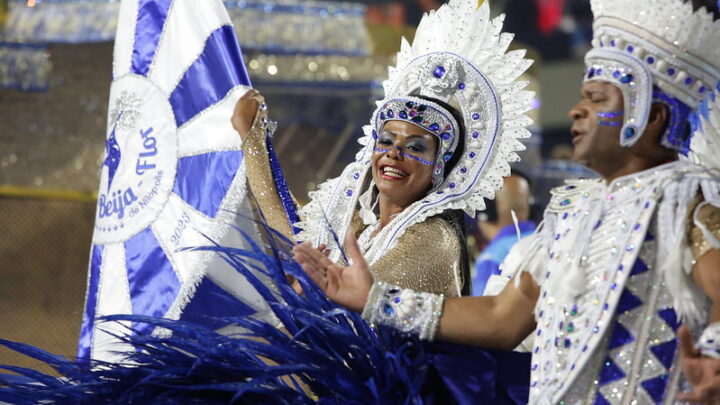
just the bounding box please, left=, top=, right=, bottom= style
left=372, top=96, right=460, bottom=187
left=584, top=48, right=653, bottom=147
left=592, top=22, right=720, bottom=108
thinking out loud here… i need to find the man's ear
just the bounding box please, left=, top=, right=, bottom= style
left=645, top=102, right=670, bottom=143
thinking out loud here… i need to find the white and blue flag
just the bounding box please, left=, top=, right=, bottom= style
left=79, top=0, right=261, bottom=362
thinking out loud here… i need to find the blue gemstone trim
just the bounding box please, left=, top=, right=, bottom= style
left=598, top=357, right=625, bottom=386
left=641, top=374, right=670, bottom=404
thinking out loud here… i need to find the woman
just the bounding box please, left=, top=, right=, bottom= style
left=230, top=0, right=534, bottom=299
left=232, top=91, right=471, bottom=296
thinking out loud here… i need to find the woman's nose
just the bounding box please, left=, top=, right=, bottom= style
left=387, top=144, right=403, bottom=159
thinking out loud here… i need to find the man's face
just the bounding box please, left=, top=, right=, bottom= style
left=568, top=81, right=631, bottom=169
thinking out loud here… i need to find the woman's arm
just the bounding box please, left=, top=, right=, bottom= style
left=677, top=202, right=720, bottom=403
left=436, top=271, right=538, bottom=349
left=232, top=90, right=295, bottom=239
left=293, top=233, right=539, bottom=350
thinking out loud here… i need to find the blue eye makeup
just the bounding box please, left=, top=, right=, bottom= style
left=405, top=140, right=428, bottom=153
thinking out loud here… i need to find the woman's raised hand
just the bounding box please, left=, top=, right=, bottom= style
left=231, top=89, right=265, bottom=141
left=292, top=233, right=374, bottom=313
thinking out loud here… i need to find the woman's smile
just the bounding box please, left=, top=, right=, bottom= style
left=378, top=164, right=410, bottom=180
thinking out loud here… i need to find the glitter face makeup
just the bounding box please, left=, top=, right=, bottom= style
left=374, top=147, right=435, bottom=166
left=597, top=110, right=623, bottom=126
left=597, top=111, right=623, bottom=118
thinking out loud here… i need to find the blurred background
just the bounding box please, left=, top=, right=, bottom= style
left=0, top=0, right=599, bottom=368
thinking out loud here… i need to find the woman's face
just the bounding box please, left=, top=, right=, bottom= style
left=371, top=120, right=439, bottom=209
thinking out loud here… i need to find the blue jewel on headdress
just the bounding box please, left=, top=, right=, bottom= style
left=667, top=68, right=676, bottom=76
left=620, top=74, right=633, bottom=84
left=596, top=68, right=603, bottom=75
left=613, top=71, right=621, bottom=79
left=587, top=68, right=595, bottom=79
left=380, top=112, right=386, bottom=120
left=346, top=189, right=353, bottom=197
left=405, top=101, right=414, bottom=108
left=610, top=39, right=616, bottom=47
left=383, top=304, right=394, bottom=315
left=700, top=86, right=707, bottom=94
left=399, top=110, right=408, bottom=119
left=646, top=56, right=655, bottom=64
left=433, top=66, right=446, bottom=78
left=624, top=126, right=636, bottom=139
left=387, top=109, right=394, bottom=118
left=460, top=167, right=467, bottom=174
left=429, top=123, right=441, bottom=131
left=469, top=152, right=476, bottom=158
left=372, top=129, right=378, bottom=139
left=443, top=152, right=452, bottom=161
left=626, top=45, right=634, bottom=53
left=418, top=104, right=427, bottom=112
left=441, top=132, right=452, bottom=140
left=449, top=182, right=456, bottom=189
left=472, top=131, right=479, bottom=139
left=472, top=113, right=480, bottom=120
left=685, top=77, right=694, bottom=85
left=353, top=172, right=360, bottom=180
left=411, top=115, right=423, bottom=123
left=458, top=82, right=466, bottom=90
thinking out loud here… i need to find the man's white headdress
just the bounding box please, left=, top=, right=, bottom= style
left=296, top=0, right=535, bottom=264
left=584, top=0, right=720, bottom=153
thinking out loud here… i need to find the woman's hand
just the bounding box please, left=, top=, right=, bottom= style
left=677, top=325, right=720, bottom=403
left=292, top=233, right=374, bottom=312
left=231, top=89, right=265, bottom=141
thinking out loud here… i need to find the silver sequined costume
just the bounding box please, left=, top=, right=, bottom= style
left=489, top=161, right=720, bottom=404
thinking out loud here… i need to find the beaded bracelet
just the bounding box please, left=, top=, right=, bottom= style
left=697, top=322, right=720, bottom=359
left=361, top=280, right=444, bottom=341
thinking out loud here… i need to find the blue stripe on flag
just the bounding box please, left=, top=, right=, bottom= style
left=131, top=0, right=173, bottom=76
left=178, top=276, right=255, bottom=329
left=169, top=25, right=251, bottom=127
left=76, top=244, right=104, bottom=364
left=125, top=227, right=180, bottom=335
left=173, top=151, right=243, bottom=218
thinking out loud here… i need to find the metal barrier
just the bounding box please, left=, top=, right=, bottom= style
left=0, top=187, right=95, bottom=372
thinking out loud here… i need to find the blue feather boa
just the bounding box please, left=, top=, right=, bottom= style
left=0, top=219, right=528, bottom=404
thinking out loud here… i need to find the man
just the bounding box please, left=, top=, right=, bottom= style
left=294, top=0, right=720, bottom=402
left=472, top=171, right=536, bottom=296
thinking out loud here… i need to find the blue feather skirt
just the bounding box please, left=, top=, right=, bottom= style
left=0, top=221, right=529, bottom=404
